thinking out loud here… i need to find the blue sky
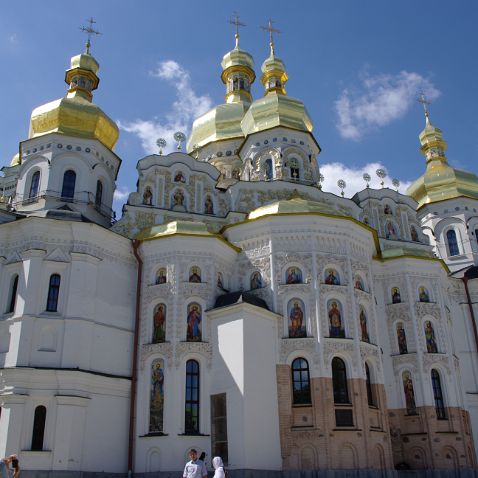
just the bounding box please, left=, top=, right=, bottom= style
left=1, top=1, right=478, bottom=214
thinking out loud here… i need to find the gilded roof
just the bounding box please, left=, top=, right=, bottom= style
left=407, top=115, right=478, bottom=208
left=241, top=92, right=313, bottom=136
left=248, top=197, right=347, bottom=220
left=28, top=51, right=119, bottom=150
left=186, top=101, right=248, bottom=151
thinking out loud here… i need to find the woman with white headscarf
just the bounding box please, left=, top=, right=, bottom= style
left=212, top=456, right=225, bottom=478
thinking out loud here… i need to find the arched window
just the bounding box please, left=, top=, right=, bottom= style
left=290, top=159, right=300, bottom=180
left=61, top=170, right=76, bottom=199
left=431, top=369, right=446, bottom=419
left=365, top=363, right=375, bottom=407
left=446, top=229, right=459, bottom=256
left=332, top=357, right=349, bottom=404
left=475, top=229, right=478, bottom=245
left=291, top=358, right=311, bottom=405
left=7, top=275, right=18, bottom=313
left=31, top=405, right=46, bottom=451
left=46, top=274, right=61, bottom=312
left=264, top=158, right=273, bottom=180
left=95, top=180, right=103, bottom=209
left=185, top=360, right=200, bottom=434
left=29, top=171, right=40, bottom=199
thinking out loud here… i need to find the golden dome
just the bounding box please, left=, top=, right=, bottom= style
left=28, top=51, right=119, bottom=150
left=241, top=93, right=313, bottom=136
left=187, top=35, right=255, bottom=152
left=10, top=153, right=20, bottom=167
left=241, top=44, right=313, bottom=137
left=407, top=114, right=478, bottom=208
left=248, top=197, right=347, bottom=220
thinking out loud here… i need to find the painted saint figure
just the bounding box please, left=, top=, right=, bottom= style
left=217, top=272, right=224, bottom=290
left=286, top=266, right=302, bottom=284
left=396, top=323, right=408, bottom=354
left=250, top=271, right=263, bottom=290
left=325, top=269, right=340, bottom=285
left=384, top=204, right=392, bottom=215
left=155, top=268, right=167, bottom=285
left=359, top=308, right=370, bottom=343
left=172, top=189, right=185, bottom=207
left=354, top=276, right=364, bottom=291
left=204, top=195, right=214, bottom=215
left=419, top=286, right=430, bottom=303
left=392, top=287, right=401, bottom=304
left=150, top=359, right=164, bottom=432
left=174, top=171, right=186, bottom=183
left=402, top=371, right=417, bottom=415
left=328, top=300, right=345, bottom=338
left=143, top=186, right=153, bottom=205
left=410, top=225, right=419, bottom=242
left=189, top=266, right=201, bottom=283
left=288, top=299, right=306, bottom=338
left=385, top=221, right=398, bottom=240
left=424, top=320, right=438, bottom=353
left=187, top=303, right=202, bottom=341
left=152, top=304, right=166, bottom=343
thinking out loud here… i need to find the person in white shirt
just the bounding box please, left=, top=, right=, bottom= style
left=212, top=456, right=225, bottom=478
left=183, top=449, right=207, bottom=478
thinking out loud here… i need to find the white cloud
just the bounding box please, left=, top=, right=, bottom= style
left=335, top=71, right=440, bottom=140
left=320, top=161, right=412, bottom=197
left=118, top=60, right=212, bottom=154
left=8, top=33, right=18, bottom=44
left=113, top=186, right=130, bottom=201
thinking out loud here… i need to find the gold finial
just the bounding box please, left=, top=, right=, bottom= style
left=417, top=92, right=431, bottom=120
left=80, top=17, right=101, bottom=54
left=261, top=18, right=281, bottom=55
left=229, top=12, right=246, bottom=49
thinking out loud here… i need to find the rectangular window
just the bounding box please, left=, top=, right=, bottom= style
left=211, top=393, right=228, bottom=465
left=335, top=408, right=354, bottom=427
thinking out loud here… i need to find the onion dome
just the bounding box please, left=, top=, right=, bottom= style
left=28, top=48, right=119, bottom=150
left=10, top=152, right=20, bottom=167
left=241, top=42, right=313, bottom=137
left=248, top=197, right=347, bottom=220
left=407, top=113, right=478, bottom=208
left=187, top=34, right=255, bottom=152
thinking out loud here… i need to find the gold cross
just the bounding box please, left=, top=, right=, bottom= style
left=80, top=17, right=101, bottom=54
left=261, top=19, right=281, bottom=51
left=229, top=12, right=246, bottom=47
left=417, top=92, right=431, bottom=117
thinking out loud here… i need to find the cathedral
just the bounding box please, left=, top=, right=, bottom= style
left=2, top=27, right=478, bottom=477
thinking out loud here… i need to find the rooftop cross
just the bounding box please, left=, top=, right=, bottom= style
left=261, top=18, right=281, bottom=54
left=417, top=92, right=431, bottom=118
left=229, top=12, right=246, bottom=48
left=80, top=17, right=101, bottom=54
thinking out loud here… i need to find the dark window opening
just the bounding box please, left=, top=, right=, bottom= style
left=46, top=274, right=61, bottom=312
left=431, top=369, right=447, bottom=419
left=61, top=170, right=76, bottom=199
left=29, top=171, right=40, bottom=198
left=291, top=358, right=312, bottom=405
left=185, top=360, right=200, bottom=434
left=211, top=393, right=228, bottom=465
left=332, top=357, right=349, bottom=404
left=8, top=275, right=19, bottom=313
left=31, top=405, right=46, bottom=451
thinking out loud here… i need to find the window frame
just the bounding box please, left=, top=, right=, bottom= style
left=7, top=274, right=19, bottom=314
left=291, top=357, right=312, bottom=405
left=31, top=405, right=47, bottom=451
left=29, top=170, right=41, bottom=199
left=61, top=170, right=76, bottom=199
left=332, top=357, right=350, bottom=404
left=46, top=274, right=61, bottom=312
left=185, top=359, right=200, bottom=434
left=431, top=369, right=447, bottom=420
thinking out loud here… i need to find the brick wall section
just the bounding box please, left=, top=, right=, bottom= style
left=276, top=366, right=393, bottom=470
left=388, top=406, right=477, bottom=469
left=277, top=365, right=476, bottom=470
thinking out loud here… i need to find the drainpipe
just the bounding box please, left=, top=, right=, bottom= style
left=462, top=275, right=478, bottom=354
left=128, top=239, right=143, bottom=476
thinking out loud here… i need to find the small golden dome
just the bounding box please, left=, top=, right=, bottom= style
left=28, top=50, right=119, bottom=150
left=187, top=35, right=255, bottom=152
left=10, top=152, right=20, bottom=167
left=241, top=92, right=313, bottom=136
left=260, top=46, right=288, bottom=95
left=187, top=102, right=249, bottom=151
left=248, top=197, right=347, bottom=220
left=407, top=114, right=478, bottom=208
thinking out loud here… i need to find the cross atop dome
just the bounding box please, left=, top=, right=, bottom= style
left=261, top=18, right=281, bottom=55
left=229, top=12, right=246, bottom=48
left=80, top=17, right=101, bottom=54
